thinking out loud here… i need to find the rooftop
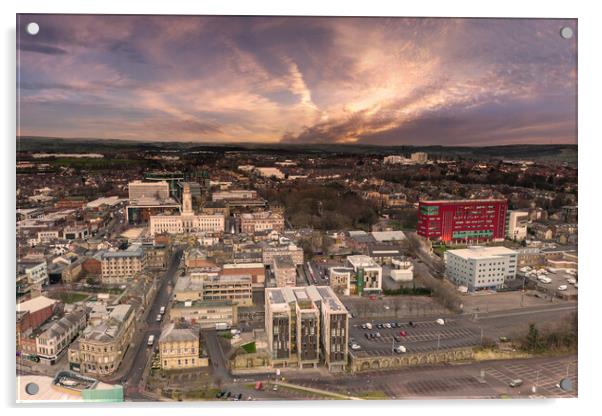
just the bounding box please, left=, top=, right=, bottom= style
left=447, top=246, right=518, bottom=260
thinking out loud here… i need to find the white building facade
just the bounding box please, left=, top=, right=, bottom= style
left=445, top=246, right=518, bottom=291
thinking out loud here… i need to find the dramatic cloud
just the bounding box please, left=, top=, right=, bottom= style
left=17, top=15, right=576, bottom=145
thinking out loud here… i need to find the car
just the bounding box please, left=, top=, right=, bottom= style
left=350, top=343, right=361, bottom=350
left=377, top=323, right=383, bottom=329
left=225, top=391, right=231, bottom=398
left=235, top=393, right=243, bottom=401
left=566, top=278, right=577, bottom=285
left=394, top=322, right=401, bottom=328
left=394, top=336, right=402, bottom=342
left=216, top=391, right=226, bottom=398
left=365, top=323, right=373, bottom=330
left=370, top=333, right=376, bottom=339
left=394, top=345, right=407, bottom=354
left=384, top=305, right=390, bottom=310
left=409, top=321, right=417, bottom=327
left=156, top=314, right=162, bottom=322
left=147, top=335, right=155, bottom=346
left=361, top=324, right=366, bottom=329
left=273, top=385, right=278, bottom=391
left=499, top=336, right=510, bottom=342
left=558, top=285, right=568, bottom=291
left=247, top=396, right=254, bottom=401
left=365, top=333, right=371, bottom=340
left=384, top=323, right=391, bottom=329
left=399, top=330, right=407, bottom=337
left=375, top=332, right=381, bottom=338
left=509, top=379, right=523, bottom=388
left=436, top=318, right=445, bottom=325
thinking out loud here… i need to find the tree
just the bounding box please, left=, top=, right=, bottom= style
left=526, top=323, right=542, bottom=352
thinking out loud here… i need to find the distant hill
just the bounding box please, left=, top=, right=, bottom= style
left=16, top=136, right=577, bottom=166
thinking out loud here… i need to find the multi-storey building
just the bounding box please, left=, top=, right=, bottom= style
left=410, top=152, right=428, bottom=163
left=273, top=255, right=297, bottom=287
left=262, top=243, right=304, bottom=266
left=36, top=308, right=87, bottom=365
left=240, top=211, right=284, bottom=234
left=158, top=323, right=202, bottom=370
left=18, top=260, right=49, bottom=286
left=444, top=246, right=518, bottom=291
left=212, top=189, right=258, bottom=201
left=221, top=263, right=266, bottom=288
left=100, top=246, right=146, bottom=284
left=73, top=304, right=136, bottom=377
left=149, top=213, right=225, bottom=236
left=417, top=199, right=508, bottom=243
left=170, top=300, right=238, bottom=328
left=174, top=273, right=253, bottom=306
left=506, top=210, right=529, bottom=241
left=265, top=286, right=348, bottom=371
left=346, top=255, right=382, bottom=294
left=328, top=267, right=353, bottom=296
left=128, top=180, right=170, bottom=201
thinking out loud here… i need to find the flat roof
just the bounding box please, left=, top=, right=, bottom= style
left=420, top=199, right=506, bottom=204
left=17, top=296, right=58, bottom=314
left=447, top=246, right=518, bottom=260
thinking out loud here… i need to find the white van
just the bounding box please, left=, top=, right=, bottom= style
left=147, top=335, right=155, bottom=346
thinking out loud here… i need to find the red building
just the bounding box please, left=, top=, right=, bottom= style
left=417, top=199, right=508, bottom=243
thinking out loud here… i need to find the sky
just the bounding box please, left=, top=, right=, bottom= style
left=17, top=15, right=577, bottom=146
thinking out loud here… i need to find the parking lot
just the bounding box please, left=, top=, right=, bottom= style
left=348, top=318, right=480, bottom=357
left=523, top=268, right=578, bottom=299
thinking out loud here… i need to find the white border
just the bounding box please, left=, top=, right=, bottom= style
left=2, top=0, right=600, bottom=415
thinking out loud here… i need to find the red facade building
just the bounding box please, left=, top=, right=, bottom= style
left=417, top=199, right=508, bottom=243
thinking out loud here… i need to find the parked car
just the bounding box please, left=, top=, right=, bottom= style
left=235, top=393, right=243, bottom=401
left=436, top=318, right=445, bottom=325
left=409, top=321, right=417, bottom=327
left=365, top=333, right=371, bottom=340
left=147, top=335, right=155, bottom=346
left=225, top=391, right=232, bottom=398
left=558, top=285, right=568, bottom=291
left=509, top=379, right=523, bottom=388
left=384, top=323, right=391, bottom=329
left=399, top=330, right=407, bottom=337
left=375, top=332, right=381, bottom=338
left=273, top=385, right=278, bottom=391
left=394, top=345, right=407, bottom=354
left=394, top=336, right=402, bottom=342
left=350, top=343, right=361, bottom=350
left=156, top=314, right=162, bottom=322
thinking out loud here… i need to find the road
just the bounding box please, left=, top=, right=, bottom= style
left=123, top=248, right=183, bottom=394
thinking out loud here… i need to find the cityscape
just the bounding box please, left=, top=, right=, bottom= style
left=16, top=15, right=577, bottom=402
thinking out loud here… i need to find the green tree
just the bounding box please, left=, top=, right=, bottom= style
left=526, top=323, right=542, bottom=352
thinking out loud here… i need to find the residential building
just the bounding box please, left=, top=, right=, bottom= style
left=390, top=259, right=414, bottom=282
left=444, top=246, right=518, bottom=291
left=159, top=323, right=203, bottom=370
left=346, top=255, right=382, bottom=294
left=74, top=304, right=136, bottom=377
left=272, top=255, right=296, bottom=287
left=265, top=286, right=348, bottom=371
left=417, top=199, right=508, bottom=243
left=240, top=211, right=284, bottom=234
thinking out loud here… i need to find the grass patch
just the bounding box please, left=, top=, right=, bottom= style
left=241, top=342, right=256, bottom=353
left=473, top=348, right=533, bottom=361
left=383, top=287, right=432, bottom=296
left=51, top=292, right=89, bottom=304
left=182, top=388, right=221, bottom=401
left=218, top=331, right=233, bottom=339
left=357, top=390, right=388, bottom=400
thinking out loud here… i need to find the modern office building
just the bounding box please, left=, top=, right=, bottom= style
left=417, top=199, right=508, bottom=243
left=265, top=286, right=348, bottom=371
left=128, top=180, right=170, bottom=201
left=174, top=273, right=253, bottom=306
left=328, top=267, right=353, bottom=296
left=444, top=246, right=518, bottom=291
left=346, top=255, right=382, bottom=294
left=506, top=210, right=529, bottom=241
